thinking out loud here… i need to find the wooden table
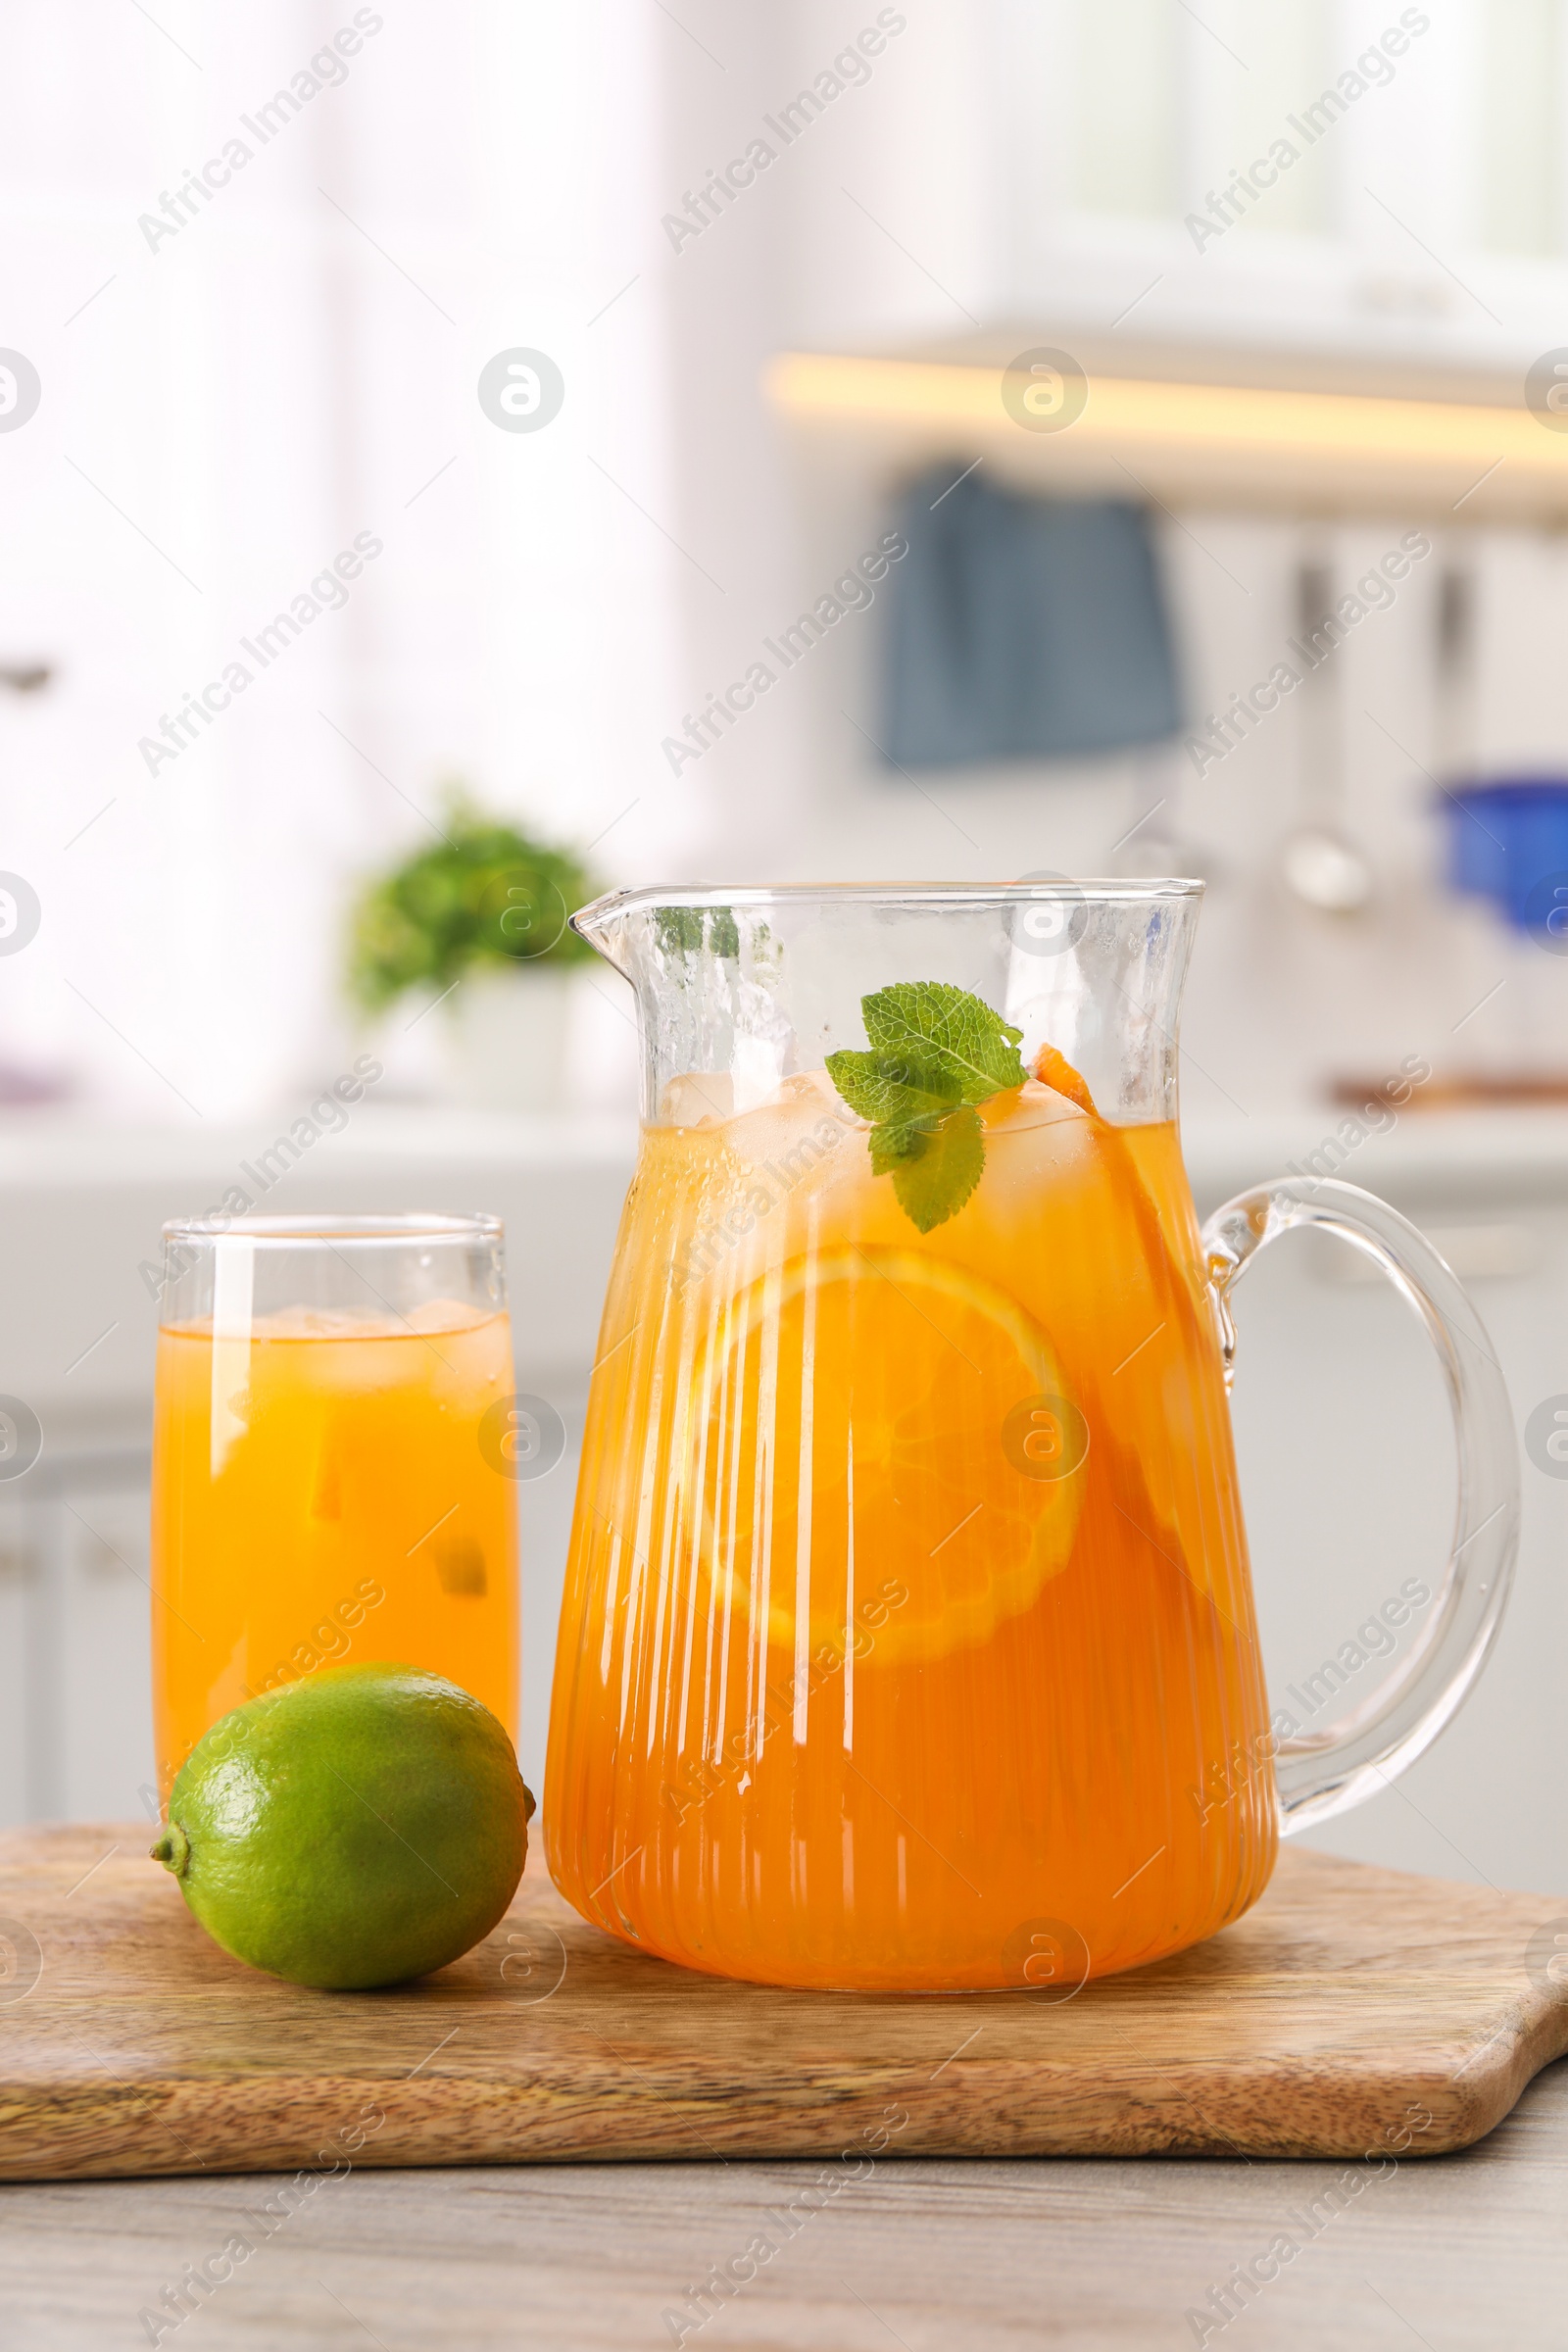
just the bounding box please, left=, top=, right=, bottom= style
left=4, top=2061, right=1566, bottom=2348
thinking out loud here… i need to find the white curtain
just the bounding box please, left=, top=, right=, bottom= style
left=0, top=1, right=689, bottom=1116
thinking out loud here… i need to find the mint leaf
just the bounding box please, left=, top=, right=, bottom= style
left=868, top=1120, right=929, bottom=1173
left=861, top=981, right=1026, bottom=1103
left=889, top=1105, right=985, bottom=1232
left=825, top=1049, right=960, bottom=1133
left=826, top=982, right=1024, bottom=1231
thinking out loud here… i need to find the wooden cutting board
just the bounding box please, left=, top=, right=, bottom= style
left=1, top=1823, right=1565, bottom=2180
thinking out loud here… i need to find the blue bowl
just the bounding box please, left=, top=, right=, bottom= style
left=1439, top=776, right=1568, bottom=933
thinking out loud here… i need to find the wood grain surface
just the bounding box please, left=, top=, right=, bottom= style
left=1, top=1824, right=1565, bottom=2182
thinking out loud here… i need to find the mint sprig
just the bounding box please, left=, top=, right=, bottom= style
left=826, top=982, right=1027, bottom=1232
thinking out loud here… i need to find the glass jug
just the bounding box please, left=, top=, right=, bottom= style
left=545, top=882, right=1517, bottom=1992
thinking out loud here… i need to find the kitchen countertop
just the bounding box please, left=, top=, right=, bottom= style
left=1181, top=1103, right=1568, bottom=1209
left=0, top=1104, right=642, bottom=1188
left=4, top=1097, right=1567, bottom=1435
left=6, top=1094, right=1568, bottom=1193
left=5, top=2068, right=1566, bottom=2347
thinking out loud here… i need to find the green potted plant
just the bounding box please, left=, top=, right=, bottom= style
left=348, top=796, right=599, bottom=1111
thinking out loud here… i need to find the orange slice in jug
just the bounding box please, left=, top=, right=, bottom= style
left=680, top=1247, right=1087, bottom=1667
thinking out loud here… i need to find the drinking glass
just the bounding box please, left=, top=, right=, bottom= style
left=152, top=1213, right=518, bottom=1795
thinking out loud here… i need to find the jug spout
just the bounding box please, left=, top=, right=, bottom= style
left=569, top=888, right=637, bottom=977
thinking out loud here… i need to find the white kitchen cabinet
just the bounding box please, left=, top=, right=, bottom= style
left=1186, top=1115, right=1568, bottom=1897
left=59, top=1482, right=161, bottom=1825
left=0, top=1522, right=30, bottom=1824
left=1000, top=0, right=1568, bottom=368
left=1224, top=1197, right=1568, bottom=1895
left=0, top=1460, right=156, bottom=1827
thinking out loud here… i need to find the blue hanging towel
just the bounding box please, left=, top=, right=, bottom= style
left=881, top=466, right=1182, bottom=769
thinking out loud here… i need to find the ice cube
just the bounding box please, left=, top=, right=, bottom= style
left=719, top=1070, right=860, bottom=1202
left=661, top=1071, right=735, bottom=1127
left=974, top=1084, right=1098, bottom=1218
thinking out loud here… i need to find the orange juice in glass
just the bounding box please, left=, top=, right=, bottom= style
left=152, top=1213, right=518, bottom=1796
left=545, top=885, right=1516, bottom=1992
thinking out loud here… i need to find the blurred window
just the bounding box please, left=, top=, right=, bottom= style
left=0, top=3, right=678, bottom=1116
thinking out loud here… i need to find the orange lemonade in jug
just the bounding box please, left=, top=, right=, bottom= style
left=546, top=1050, right=1275, bottom=1990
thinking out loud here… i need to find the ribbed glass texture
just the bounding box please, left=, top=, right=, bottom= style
left=545, top=886, right=1275, bottom=1991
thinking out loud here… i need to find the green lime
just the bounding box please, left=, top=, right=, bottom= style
left=152, top=1663, right=534, bottom=1990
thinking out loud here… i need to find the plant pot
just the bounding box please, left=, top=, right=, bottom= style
left=443, top=962, right=581, bottom=1112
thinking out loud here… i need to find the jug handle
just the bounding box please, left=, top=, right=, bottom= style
left=1200, top=1174, right=1519, bottom=1836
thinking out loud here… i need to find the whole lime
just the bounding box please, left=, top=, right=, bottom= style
left=152, top=1663, right=534, bottom=1989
